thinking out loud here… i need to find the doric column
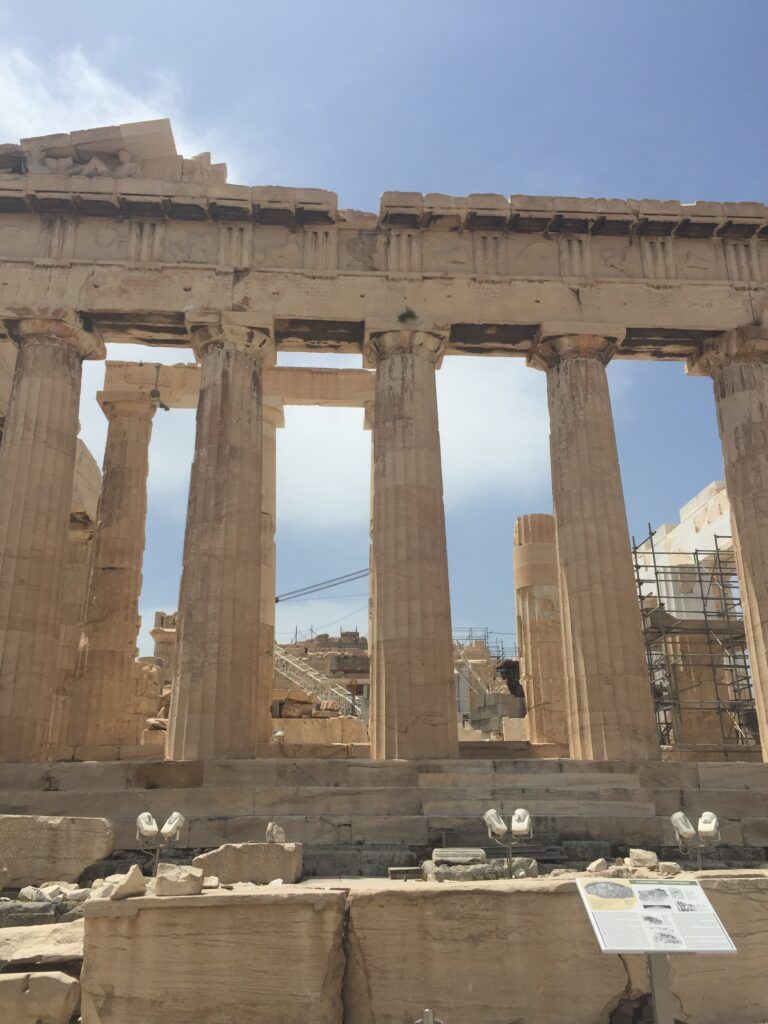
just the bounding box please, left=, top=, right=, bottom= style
left=48, top=519, right=95, bottom=750
left=513, top=513, right=568, bottom=748
left=259, top=397, right=284, bottom=738
left=688, top=326, right=768, bottom=759
left=168, top=312, right=275, bottom=761
left=0, top=311, right=104, bottom=762
left=528, top=325, right=659, bottom=761
left=365, top=329, right=458, bottom=760
left=151, top=612, right=177, bottom=689
left=67, top=391, right=156, bottom=750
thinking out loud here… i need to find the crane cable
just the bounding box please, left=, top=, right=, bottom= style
left=275, top=568, right=369, bottom=604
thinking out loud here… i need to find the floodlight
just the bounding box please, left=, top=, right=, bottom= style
left=510, top=808, right=532, bottom=839
left=160, top=811, right=186, bottom=841
left=670, top=811, right=696, bottom=841
left=136, top=812, right=159, bottom=841
left=482, top=808, right=508, bottom=838
left=272, top=729, right=285, bottom=739
left=697, top=811, right=720, bottom=842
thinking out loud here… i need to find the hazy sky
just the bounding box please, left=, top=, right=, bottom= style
left=1, top=0, right=765, bottom=652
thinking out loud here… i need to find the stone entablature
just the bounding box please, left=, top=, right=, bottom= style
left=0, top=123, right=766, bottom=358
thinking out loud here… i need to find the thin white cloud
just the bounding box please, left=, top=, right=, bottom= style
left=0, top=47, right=230, bottom=176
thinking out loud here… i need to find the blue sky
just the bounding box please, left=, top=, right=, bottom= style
left=0, top=0, right=765, bottom=652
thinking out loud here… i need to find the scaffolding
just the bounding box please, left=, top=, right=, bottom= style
left=632, top=528, right=759, bottom=752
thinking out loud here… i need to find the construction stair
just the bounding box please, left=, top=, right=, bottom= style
left=274, top=644, right=358, bottom=715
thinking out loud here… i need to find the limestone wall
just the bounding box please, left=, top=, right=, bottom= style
left=79, top=877, right=768, bottom=1024
left=81, top=889, right=346, bottom=1024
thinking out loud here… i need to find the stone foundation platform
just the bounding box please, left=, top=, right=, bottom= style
left=1, top=757, right=767, bottom=874
left=79, top=876, right=768, bottom=1024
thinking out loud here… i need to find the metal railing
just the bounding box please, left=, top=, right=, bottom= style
left=273, top=644, right=359, bottom=716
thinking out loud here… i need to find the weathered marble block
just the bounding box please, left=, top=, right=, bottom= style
left=0, top=971, right=79, bottom=1023
left=80, top=888, right=345, bottom=1024
left=0, top=814, right=113, bottom=886
left=192, top=841, right=303, bottom=884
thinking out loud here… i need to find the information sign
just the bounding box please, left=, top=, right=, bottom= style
left=576, top=877, right=736, bottom=954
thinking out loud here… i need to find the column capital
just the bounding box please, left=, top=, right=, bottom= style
left=528, top=322, right=625, bottom=371
left=363, top=329, right=448, bottom=369
left=3, top=307, right=105, bottom=360
left=687, top=324, right=768, bottom=378
left=262, top=396, right=285, bottom=429
left=97, top=390, right=158, bottom=421
left=185, top=309, right=275, bottom=363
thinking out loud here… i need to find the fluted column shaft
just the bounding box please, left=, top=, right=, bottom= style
left=530, top=329, right=659, bottom=760
left=0, top=313, right=104, bottom=762
left=258, top=399, right=284, bottom=742
left=168, top=316, right=274, bottom=760
left=68, top=393, right=156, bottom=748
left=48, top=520, right=95, bottom=749
left=689, top=327, right=768, bottom=759
left=513, top=513, right=568, bottom=748
left=367, top=330, right=458, bottom=760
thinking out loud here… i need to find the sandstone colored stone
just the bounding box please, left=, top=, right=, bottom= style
left=192, top=842, right=303, bottom=885
left=367, top=330, right=458, bottom=760
left=689, top=328, right=768, bottom=762
left=154, top=863, right=203, bottom=896
left=0, top=315, right=104, bottom=762
left=0, top=899, right=57, bottom=927
left=658, top=861, right=682, bottom=876
left=432, top=847, right=486, bottom=865
left=68, top=392, right=155, bottom=751
left=168, top=316, right=275, bottom=759
left=0, top=971, right=79, bottom=1023
left=627, top=848, right=659, bottom=869
left=80, top=888, right=345, bottom=1024
left=513, top=514, right=569, bottom=748
left=109, top=864, right=146, bottom=900
left=345, top=881, right=628, bottom=1024
left=0, top=814, right=114, bottom=886
left=529, top=329, right=660, bottom=761
left=586, top=858, right=608, bottom=873
left=0, top=919, right=84, bottom=969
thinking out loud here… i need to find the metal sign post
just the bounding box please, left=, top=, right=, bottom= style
left=576, top=877, right=736, bottom=1024
left=647, top=953, right=676, bottom=1024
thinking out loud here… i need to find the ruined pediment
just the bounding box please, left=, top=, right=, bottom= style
left=0, top=118, right=227, bottom=185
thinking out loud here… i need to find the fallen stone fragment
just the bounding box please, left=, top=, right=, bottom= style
left=658, top=861, right=682, bottom=877
left=587, top=858, right=608, bottom=873
left=192, top=842, right=303, bottom=885
left=0, top=971, right=79, bottom=1023
left=0, top=919, right=84, bottom=970
left=0, top=899, right=57, bottom=928
left=432, top=847, right=486, bottom=866
left=266, top=821, right=286, bottom=844
left=422, top=858, right=536, bottom=882
left=109, top=864, right=147, bottom=900
left=627, top=848, right=659, bottom=869
left=40, top=882, right=78, bottom=900
left=67, top=887, right=91, bottom=903
left=0, top=814, right=113, bottom=887
left=155, top=863, right=203, bottom=896
left=202, top=875, right=220, bottom=889
left=19, top=885, right=56, bottom=903
left=605, top=865, right=631, bottom=878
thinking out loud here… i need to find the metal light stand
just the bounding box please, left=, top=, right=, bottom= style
left=490, top=826, right=533, bottom=878
left=415, top=1011, right=445, bottom=1024
left=138, top=827, right=185, bottom=875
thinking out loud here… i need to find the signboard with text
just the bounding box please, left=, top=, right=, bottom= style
left=576, top=877, right=736, bottom=954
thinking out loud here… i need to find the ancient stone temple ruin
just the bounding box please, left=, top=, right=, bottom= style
left=1, top=119, right=768, bottom=1023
